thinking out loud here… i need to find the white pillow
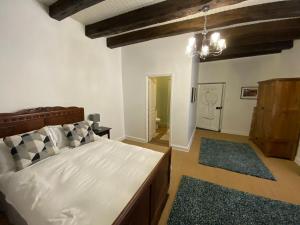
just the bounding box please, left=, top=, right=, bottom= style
left=48, top=125, right=69, bottom=149
left=0, top=139, right=16, bottom=174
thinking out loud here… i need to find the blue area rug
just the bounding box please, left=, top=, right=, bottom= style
left=199, top=138, right=275, bottom=180
left=168, top=176, right=300, bottom=225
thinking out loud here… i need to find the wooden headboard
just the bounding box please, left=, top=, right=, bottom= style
left=0, top=107, right=84, bottom=138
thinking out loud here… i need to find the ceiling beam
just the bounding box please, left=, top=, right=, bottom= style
left=200, top=50, right=283, bottom=62
left=196, top=18, right=300, bottom=48
left=86, top=0, right=246, bottom=38
left=49, top=0, right=105, bottom=21
left=107, top=0, right=300, bottom=48
left=199, top=40, right=294, bottom=62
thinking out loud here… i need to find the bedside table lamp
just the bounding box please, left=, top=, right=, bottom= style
left=88, top=113, right=100, bottom=129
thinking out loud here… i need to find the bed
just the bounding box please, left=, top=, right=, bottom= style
left=0, top=107, right=171, bottom=225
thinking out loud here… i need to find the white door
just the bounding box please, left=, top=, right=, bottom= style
left=148, top=78, right=157, bottom=141
left=197, top=83, right=224, bottom=131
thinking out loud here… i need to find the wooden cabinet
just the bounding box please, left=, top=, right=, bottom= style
left=250, top=78, right=300, bottom=160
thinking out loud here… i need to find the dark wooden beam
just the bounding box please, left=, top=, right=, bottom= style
left=107, top=0, right=300, bottom=48
left=200, top=50, right=283, bottom=62
left=227, top=41, right=293, bottom=54
left=196, top=18, right=300, bottom=48
left=49, top=0, right=105, bottom=21
left=86, top=0, right=246, bottom=38
left=199, top=40, right=293, bottom=62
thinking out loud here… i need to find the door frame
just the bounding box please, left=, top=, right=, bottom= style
left=146, top=74, right=174, bottom=145
left=197, top=82, right=226, bottom=132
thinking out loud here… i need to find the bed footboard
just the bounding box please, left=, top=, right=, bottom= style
left=112, top=148, right=172, bottom=225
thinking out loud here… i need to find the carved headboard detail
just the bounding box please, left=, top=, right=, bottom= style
left=0, top=107, right=84, bottom=138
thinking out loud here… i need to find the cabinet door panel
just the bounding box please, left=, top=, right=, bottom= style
left=253, top=79, right=300, bottom=160
left=271, top=112, right=299, bottom=140
left=257, top=83, right=270, bottom=108
left=256, top=109, right=265, bottom=140
left=263, top=83, right=274, bottom=110
left=273, top=80, right=300, bottom=111
left=249, top=109, right=257, bottom=139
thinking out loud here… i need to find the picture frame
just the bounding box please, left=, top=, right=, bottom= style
left=194, top=87, right=198, bottom=102
left=191, top=88, right=194, bottom=103
left=191, top=87, right=198, bottom=103
left=240, top=86, right=258, bottom=99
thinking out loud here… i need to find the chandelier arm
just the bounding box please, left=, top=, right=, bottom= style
left=204, top=15, right=207, bottom=34
left=202, top=10, right=208, bottom=35
left=211, top=51, right=222, bottom=56
left=209, top=47, right=223, bottom=55
left=186, top=5, right=226, bottom=60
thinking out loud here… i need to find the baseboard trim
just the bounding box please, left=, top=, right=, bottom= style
left=116, top=136, right=126, bottom=141
left=171, top=144, right=190, bottom=152
left=171, top=128, right=196, bottom=152
left=187, top=128, right=196, bottom=150
left=125, top=136, right=148, bottom=143
left=221, top=129, right=249, bottom=137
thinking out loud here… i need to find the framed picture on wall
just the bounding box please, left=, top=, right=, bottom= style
left=191, top=87, right=198, bottom=103
left=240, top=87, right=258, bottom=99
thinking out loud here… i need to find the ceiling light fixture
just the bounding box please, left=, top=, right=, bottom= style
left=186, top=6, right=227, bottom=59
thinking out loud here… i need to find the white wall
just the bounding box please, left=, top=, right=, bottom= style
left=0, top=0, right=125, bottom=140
left=296, top=141, right=300, bottom=166
left=198, top=41, right=300, bottom=136
left=1, top=0, right=299, bottom=158
left=122, top=34, right=194, bottom=149
left=187, top=57, right=200, bottom=146
left=198, top=41, right=300, bottom=163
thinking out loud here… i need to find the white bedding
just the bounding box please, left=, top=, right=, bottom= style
left=0, top=138, right=163, bottom=225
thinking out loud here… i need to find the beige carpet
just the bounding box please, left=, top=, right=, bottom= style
left=1, top=130, right=299, bottom=225
left=124, top=129, right=300, bottom=225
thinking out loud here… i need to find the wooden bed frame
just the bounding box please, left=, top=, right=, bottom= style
left=0, top=107, right=171, bottom=225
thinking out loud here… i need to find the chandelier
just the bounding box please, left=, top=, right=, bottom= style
left=186, top=6, right=227, bottom=59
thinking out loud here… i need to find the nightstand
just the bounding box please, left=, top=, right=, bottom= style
left=93, top=126, right=112, bottom=139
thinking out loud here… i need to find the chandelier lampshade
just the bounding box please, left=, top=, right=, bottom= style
left=210, top=32, right=220, bottom=46
left=186, top=6, right=227, bottom=59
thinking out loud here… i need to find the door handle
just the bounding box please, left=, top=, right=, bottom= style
left=216, top=106, right=223, bottom=110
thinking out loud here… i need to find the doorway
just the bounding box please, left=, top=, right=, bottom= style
left=147, top=75, right=172, bottom=146
left=196, top=83, right=225, bottom=131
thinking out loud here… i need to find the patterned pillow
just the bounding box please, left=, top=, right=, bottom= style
left=63, top=121, right=96, bottom=147
left=3, top=127, right=59, bottom=171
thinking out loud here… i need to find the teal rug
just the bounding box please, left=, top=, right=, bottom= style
left=199, top=138, right=275, bottom=180
left=168, top=176, right=300, bottom=225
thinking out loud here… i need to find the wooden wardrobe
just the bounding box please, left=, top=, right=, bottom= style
left=250, top=78, right=300, bottom=160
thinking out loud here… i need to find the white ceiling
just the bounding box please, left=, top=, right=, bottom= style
left=73, top=0, right=166, bottom=25
left=39, top=0, right=166, bottom=25
left=39, top=0, right=284, bottom=27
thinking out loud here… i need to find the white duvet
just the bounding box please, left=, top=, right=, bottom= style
left=0, top=138, right=163, bottom=225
